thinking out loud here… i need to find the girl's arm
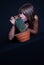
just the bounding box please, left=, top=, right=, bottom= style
left=8, top=25, right=15, bottom=40
left=8, top=16, right=19, bottom=40
left=8, top=16, right=16, bottom=40
left=30, top=15, right=38, bottom=34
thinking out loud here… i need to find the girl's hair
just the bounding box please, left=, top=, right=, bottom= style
left=18, top=3, right=35, bottom=28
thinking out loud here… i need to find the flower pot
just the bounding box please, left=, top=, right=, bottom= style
left=15, top=29, right=30, bottom=42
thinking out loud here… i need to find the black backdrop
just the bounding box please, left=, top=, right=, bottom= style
left=0, top=0, right=44, bottom=64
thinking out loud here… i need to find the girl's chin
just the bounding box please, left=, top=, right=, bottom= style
left=22, top=19, right=26, bottom=22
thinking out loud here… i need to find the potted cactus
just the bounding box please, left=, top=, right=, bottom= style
left=15, top=29, right=30, bottom=42
left=15, top=17, right=30, bottom=42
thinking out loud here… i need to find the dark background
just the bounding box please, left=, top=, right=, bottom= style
left=0, top=0, right=44, bottom=64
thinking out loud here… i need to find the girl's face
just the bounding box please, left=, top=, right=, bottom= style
left=19, top=13, right=28, bottom=22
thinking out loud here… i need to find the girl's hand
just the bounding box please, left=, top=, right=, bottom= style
left=10, top=16, right=16, bottom=25
left=25, top=23, right=29, bottom=29
left=10, top=16, right=19, bottom=25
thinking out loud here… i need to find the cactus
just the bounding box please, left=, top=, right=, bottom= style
left=15, top=17, right=26, bottom=32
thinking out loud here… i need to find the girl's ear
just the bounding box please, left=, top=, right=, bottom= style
left=34, top=15, right=38, bottom=21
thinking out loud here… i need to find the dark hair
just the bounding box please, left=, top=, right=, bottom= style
left=18, top=3, right=35, bottom=28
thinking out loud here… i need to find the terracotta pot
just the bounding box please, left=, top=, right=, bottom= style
left=15, top=29, right=30, bottom=42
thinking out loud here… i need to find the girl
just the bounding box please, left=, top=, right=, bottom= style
left=8, top=3, right=38, bottom=41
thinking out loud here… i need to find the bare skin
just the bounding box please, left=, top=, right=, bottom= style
left=29, top=15, right=38, bottom=34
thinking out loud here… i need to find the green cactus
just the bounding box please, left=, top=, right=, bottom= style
left=15, top=17, right=26, bottom=32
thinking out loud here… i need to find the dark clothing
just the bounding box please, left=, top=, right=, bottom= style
left=15, top=25, right=20, bottom=34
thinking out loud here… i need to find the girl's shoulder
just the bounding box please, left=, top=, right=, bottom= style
left=34, top=15, right=38, bottom=20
